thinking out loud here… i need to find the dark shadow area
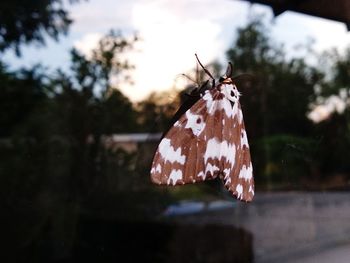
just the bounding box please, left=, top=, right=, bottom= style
left=3, top=216, right=254, bottom=263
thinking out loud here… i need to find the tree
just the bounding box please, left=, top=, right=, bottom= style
left=227, top=19, right=320, bottom=137
left=0, top=0, right=78, bottom=55
left=226, top=19, right=322, bottom=186
left=0, top=62, right=46, bottom=137
left=311, top=48, right=350, bottom=175
left=45, top=32, right=138, bottom=195
left=0, top=31, right=145, bottom=260
left=136, top=90, right=180, bottom=132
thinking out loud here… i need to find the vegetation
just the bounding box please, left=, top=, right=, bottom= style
left=0, top=0, right=77, bottom=55
left=225, top=20, right=350, bottom=188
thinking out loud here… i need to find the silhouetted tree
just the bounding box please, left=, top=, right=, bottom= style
left=43, top=32, right=138, bottom=199
left=227, top=19, right=322, bottom=186
left=0, top=62, right=46, bottom=137
left=136, top=91, right=180, bottom=132
left=227, top=19, right=320, bottom=138
left=0, top=0, right=80, bottom=55
left=311, top=48, right=350, bottom=175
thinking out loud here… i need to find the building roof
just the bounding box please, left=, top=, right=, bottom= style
left=107, top=133, right=162, bottom=143
left=241, top=0, right=350, bottom=30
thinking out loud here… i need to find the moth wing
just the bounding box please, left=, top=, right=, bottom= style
left=150, top=89, right=226, bottom=185
left=161, top=80, right=212, bottom=139
left=151, top=88, right=254, bottom=202
left=222, top=102, right=254, bottom=202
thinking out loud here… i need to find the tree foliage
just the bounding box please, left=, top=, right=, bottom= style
left=311, top=48, right=350, bottom=174
left=0, top=28, right=175, bottom=261
left=227, top=19, right=320, bottom=138
left=0, top=63, right=47, bottom=137
left=136, top=91, right=180, bottom=132
left=226, top=19, right=325, bottom=186
left=0, top=0, right=77, bottom=55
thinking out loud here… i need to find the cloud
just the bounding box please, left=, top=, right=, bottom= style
left=69, top=0, right=252, bottom=101
left=301, top=15, right=350, bottom=53
left=308, top=95, right=348, bottom=123
left=69, top=0, right=135, bottom=34
left=119, top=0, right=248, bottom=101
left=73, top=33, right=102, bottom=58
left=6, top=0, right=350, bottom=103
left=71, top=0, right=350, bottom=101
left=269, top=9, right=350, bottom=57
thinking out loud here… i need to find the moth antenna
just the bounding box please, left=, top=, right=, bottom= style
left=195, top=53, right=215, bottom=81
left=181, top=73, right=197, bottom=84
left=196, top=60, right=199, bottom=84
left=225, top=62, right=233, bottom=78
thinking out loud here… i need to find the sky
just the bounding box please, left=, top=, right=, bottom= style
left=3, top=0, right=350, bottom=103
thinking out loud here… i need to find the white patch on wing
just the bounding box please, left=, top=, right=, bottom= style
left=185, top=111, right=206, bottom=136
left=197, top=171, right=205, bottom=180
left=241, top=130, right=249, bottom=149
left=202, top=90, right=214, bottom=110
left=204, top=138, right=236, bottom=167
left=223, top=168, right=231, bottom=179
left=158, top=138, right=186, bottom=164
left=167, top=169, right=183, bottom=185
left=221, top=84, right=240, bottom=101
left=205, top=163, right=219, bottom=175
left=236, top=184, right=243, bottom=199
left=238, top=164, right=253, bottom=181
left=221, top=84, right=241, bottom=117
left=220, top=99, right=234, bottom=118
left=249, top=185, right=254, bottom=195
left=237, top=108, right=243, bottom=123
left=203, top=89, right=235, bottom=118
left=156, top=164, right=162, bottom=173
left=223, top=168, right=231, bottom=185
left=174, top=121, right=181, bottom=127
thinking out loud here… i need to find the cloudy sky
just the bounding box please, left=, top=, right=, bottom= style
left=3, top=0, right=350, bottom=101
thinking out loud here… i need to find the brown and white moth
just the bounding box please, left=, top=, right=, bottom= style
left=150, top=55, right=254, bottom=202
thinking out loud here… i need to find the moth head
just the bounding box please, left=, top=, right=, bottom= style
left=219, top=62, right=233, bottom=83
left=221, top=82, right=241, bottom=103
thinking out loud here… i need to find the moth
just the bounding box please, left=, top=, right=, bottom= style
left=150, top=55, right=254, bottom=202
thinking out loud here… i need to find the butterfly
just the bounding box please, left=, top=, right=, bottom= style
left=150, top=55, right=254, bottom=202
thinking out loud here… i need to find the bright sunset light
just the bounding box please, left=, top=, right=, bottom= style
left=4, top=0, right=350, bottom=102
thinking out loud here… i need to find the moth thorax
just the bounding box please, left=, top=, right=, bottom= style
left=221, top=83, right=240, bottom=103
left=221, top=77, right=233, bottom=84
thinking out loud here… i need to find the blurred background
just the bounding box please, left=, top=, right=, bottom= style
left=1, top=0, right=350, bottom=262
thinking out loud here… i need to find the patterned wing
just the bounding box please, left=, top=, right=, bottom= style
left=150, top=88, right=228, bottom=185
left=221, top=101, right=254, bottom=202
left=150, top=82, right=254, bottom=202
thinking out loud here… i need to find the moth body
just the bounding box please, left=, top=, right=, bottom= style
left=150, top=63, right=254, bottom=202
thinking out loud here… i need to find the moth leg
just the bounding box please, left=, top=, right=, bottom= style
left=195, top=53, right=215, bottom=81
